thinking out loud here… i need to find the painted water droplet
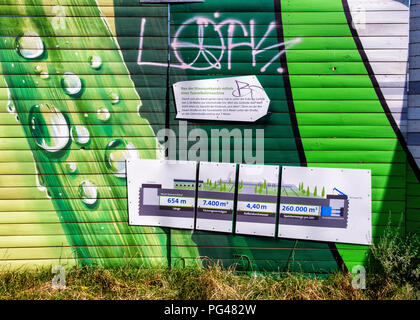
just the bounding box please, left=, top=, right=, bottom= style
left=97, top=107, right=110, bottom=121
left=34, top=163, right=47, bottom=193
left=88, top=55, right=102, bottom=69
left=71, top=125, right=90, bottom=145
left=61, top=72, right=82, bottom=96
left=110, top=92, right=119, bottom=104
left=15, top=31, right=44, bottom=59
left=40, top=72, right=49, bottom=79
left=15, top=115, right=19, bottom=122
left=29, top=103, right=70, bottom=152
left=66, top=162, right=77, bottom=174
left=84, top=113, right=89, bottom=118
left=34, top=65, right=42, bottom=73
left=7, top=102, right=15, bottom=113
left=104, top=139, right=140, bottom=178
left=78, top=180, right=98, bottom=206
left=46, top=189, right=52, bottom=199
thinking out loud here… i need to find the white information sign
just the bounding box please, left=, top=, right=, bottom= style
left=235, top=164, right=279, bottom=237
left=278, top=166, right=372, bottom=245
left=127, top=159, right=197, bottom=229
left=173, top=76, right=270, bottom=122
left=196, top=162, right=237, bottom=233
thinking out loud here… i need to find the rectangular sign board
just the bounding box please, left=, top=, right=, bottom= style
left=127, top=160, right=372, bottom=245
left=196, top=162, right=236, bottom=233
left=235, top=164, right=279, bottom=237
left=173, top=76, right=270, bottom=122
left=127, top=159, right=197, bottom=229
left=278, top=166, right=372, bottom=245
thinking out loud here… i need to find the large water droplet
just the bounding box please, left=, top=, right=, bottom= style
left=29, top=103, right=70, bottom=152
left=61, top=72, right=82, bottom=96
left=15, top=31, right=45, bottom=59
left=78, top=180, right=98, bottom=206
left=71, top=125, right=90, bottom=145
left=97, top=107, right=110, bottom=122
left=89, top=55, right=102, bottom=69
left=104, top=139, right=140, bottom=178
left=40, top=71, right=49, bottom=79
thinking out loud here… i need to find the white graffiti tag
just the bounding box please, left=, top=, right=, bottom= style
left=137, top=15, right=301, bottom=73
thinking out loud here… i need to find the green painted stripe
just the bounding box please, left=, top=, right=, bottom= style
left=282, top=0, right=410, bottom=270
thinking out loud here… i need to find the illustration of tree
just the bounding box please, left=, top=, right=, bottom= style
left=314, top=186, right=317, bottom=197
left=254, top=184, right=258, bottom=194
left=263, top=180, right=267, bottom=190
left=259, top=184, right=263, bottom=194
left=306, top=186, right=310, bottom=196
left=223, top=183, right=226, bottom=191
left=229, top=178, right=232, bottom=185
left=219, top=178, right=222, bottom=186
left=322, top=186, right=325, bottom=197
left=214, top=181, right=217, bottom=188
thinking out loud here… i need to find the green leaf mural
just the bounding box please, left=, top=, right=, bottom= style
left=0, top=0, right=199, bottom=267
left=0, top=0, right=417, bottom=274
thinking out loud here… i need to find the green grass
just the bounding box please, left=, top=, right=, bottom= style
left=0, top=263, right=418, bottom=300
left=2, top=226, right=418, bottom=300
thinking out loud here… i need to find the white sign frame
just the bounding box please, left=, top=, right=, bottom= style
left=127, top=159, right=197, bottom=229
left=235, top=164, right=279, bottom=237
left=173, top=76, right=270, bottom=122
left=196, top=162, right=237, bottom=233
left=278, top=166, right=372, bottom=245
